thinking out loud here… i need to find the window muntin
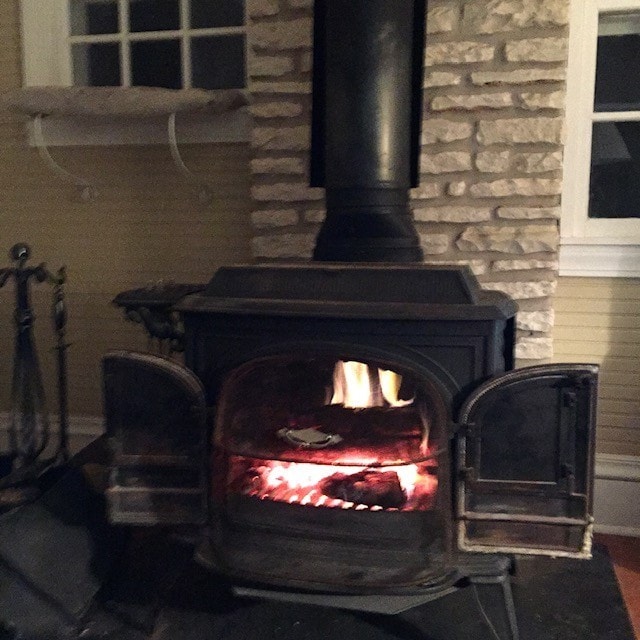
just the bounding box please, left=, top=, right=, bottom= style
left=66, top=0, right=246, bottom=89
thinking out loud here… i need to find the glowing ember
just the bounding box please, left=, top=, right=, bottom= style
left=331, top=361, right=414, bottom=409
left=228, top=455, right=438, bottom=512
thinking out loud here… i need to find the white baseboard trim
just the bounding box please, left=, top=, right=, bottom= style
left=0, top=414, right=639, bottom=536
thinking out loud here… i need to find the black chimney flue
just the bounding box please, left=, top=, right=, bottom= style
left=310, top=0, right=426, bottom=263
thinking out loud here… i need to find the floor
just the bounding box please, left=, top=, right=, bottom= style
left=596, top=534, right=640, bottom=639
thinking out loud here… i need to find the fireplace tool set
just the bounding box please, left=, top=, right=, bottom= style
left=0, top=242, right=70, bottom=510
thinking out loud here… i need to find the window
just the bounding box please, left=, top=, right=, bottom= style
left=561, top=0, right=640, bottom=276
left=21, top=0, right=246, bottom=89
left=19, top=0, right=249, bottom=145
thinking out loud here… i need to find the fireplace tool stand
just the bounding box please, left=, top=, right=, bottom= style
left=0, top=242, right=70, bottom=509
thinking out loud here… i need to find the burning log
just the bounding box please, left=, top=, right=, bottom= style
left=319, top=469, right=407, bottom=509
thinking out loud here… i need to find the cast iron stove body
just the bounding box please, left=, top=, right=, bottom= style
left=104, top=265, right=598, bottom=595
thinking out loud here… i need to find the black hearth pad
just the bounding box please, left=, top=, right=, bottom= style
left=68, top=535, right=634, bottom=640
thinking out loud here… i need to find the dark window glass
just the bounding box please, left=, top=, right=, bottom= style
left=70, top=0, right=119, bottom=35
left=191, top=0, right=244, bottom=28
left=594, top=12, right=640, bottom=112
left=129, top=0, right=179, bottom=32
left=191, top=35, right=245, bottom=89
left=72, top=43, right=120, bottom=85
left=131, top=40, right=181, bottom=88
left=589, top=121, right=640, bottom=218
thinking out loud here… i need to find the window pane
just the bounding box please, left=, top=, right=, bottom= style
left=191, top=0, right=244, bottom=28
left=131, top=40, right=181, bottom=88
left=595, top=11, right=640, bottom=111
left=589, top=121, right=640, bottom=218
left=72, top=43, right=120, bottom=85
left=191, top=35, right=245, bottom=89
left=70, top=0, right=118, bottom=35
left=129, top=0, right=179, bottom=32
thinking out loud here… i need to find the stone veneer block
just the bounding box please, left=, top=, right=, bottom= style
left=419, top=233, right=450, bottom=255
left=427, top=6, right=459, bottom=33
left=482, top=280, right=557, bottom=300
left=456, top=224, right=558, bottom=253
left=477, top=117, right=564, bottom=145
left=421, top=151, right=473, bottom=174
left=496, top=206, right=561, bottom=219
left=518, top=91, right=565, bottom=110
left=303, top=208, right=325, bottom=223
left=249, top=55, right=295, bottom=77
left=476, top=150, right=563, bottom=173
left=505, top=37, right=568, bottom=63
left=424, top=72, right=462, bottom=88
left=251, top=183, right=324, bottom=202
left=431, top=93, right=513, bottom=111
left=251, top=19, right=313, bottom=50
left=253, top=126, right=310, bottom=151
left=251, top=102, right=304, bottom=118
left=251, top=209, right=299, bottom=228
left=469, top=178, right=562, bottom=197
left=251, top=82, right=312, bottom=94
left=516, top=310, right=555, bottom=332
left=421, top=119, right=473, bottom=144
left=426, top=41, right=495, bottom=65
left=493, top=258, right=559, bottom=272
left=411, top=183, right=444, bottom=199
left=414, top=206, right=492, bottom=223
left=447, top=181, right=467, bottom=196
left=250, top=157, right=305, bottom=174
left=515, top=336, right=554, bottom=360
left=463, top=0, right=569, bottom=34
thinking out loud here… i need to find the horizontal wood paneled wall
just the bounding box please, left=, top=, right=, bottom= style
left=552, top=277, right=640, bottom=456
left=0, top=141, right=253, bottom=417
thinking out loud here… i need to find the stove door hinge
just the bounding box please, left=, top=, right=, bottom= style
left=451, top=421, right=475, bottom=438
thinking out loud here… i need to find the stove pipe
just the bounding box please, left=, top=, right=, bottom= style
left=310, top=0, right=426, bottom=263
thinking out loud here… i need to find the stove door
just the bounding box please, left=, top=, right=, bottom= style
left=456, top=364, right=598, bottom=558
left=104, top=351, right=208, bottom=526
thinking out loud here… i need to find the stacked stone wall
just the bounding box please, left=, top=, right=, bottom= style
left=247, top=0, right=570, bottom=362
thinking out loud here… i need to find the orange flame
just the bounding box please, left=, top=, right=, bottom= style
left=330, top=361, right=414, bottom=409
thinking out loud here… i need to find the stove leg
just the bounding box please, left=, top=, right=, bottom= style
left=470, top=573, right=519, bottom=640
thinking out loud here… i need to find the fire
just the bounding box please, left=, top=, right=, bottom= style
left=330, top=360, right=414, bottom=409
left=228, top=455, right=438, bottom=512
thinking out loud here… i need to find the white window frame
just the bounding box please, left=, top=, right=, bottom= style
left=18, top=0, right=250, bottom=145
left=21, top=0, right=247, bottom=88
left=561, top=0, right=640, bottom=277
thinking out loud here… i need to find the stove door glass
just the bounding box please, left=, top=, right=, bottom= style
left=456, top=363, right=598, bottom=558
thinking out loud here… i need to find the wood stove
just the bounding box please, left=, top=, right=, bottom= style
left=104, top=0, right=598, bottom=609
left=105, top=264, right=598, bottom=596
